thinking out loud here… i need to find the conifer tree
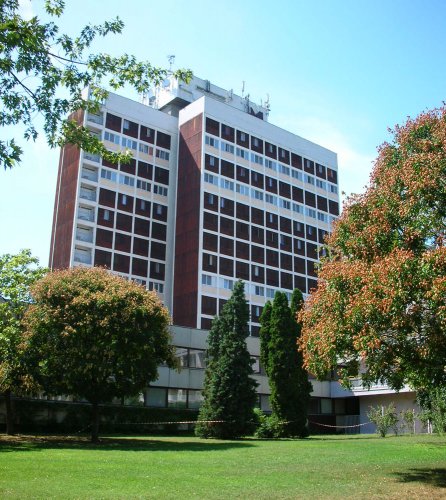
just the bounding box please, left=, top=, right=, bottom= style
left=195, top=280, right=257, bottom=439
left=259, top=290, right=311, bottom=437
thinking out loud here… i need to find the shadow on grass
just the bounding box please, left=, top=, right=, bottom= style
left=394, top=468, right=446, bottom=488
left=0, top=435, right=254, bottom=453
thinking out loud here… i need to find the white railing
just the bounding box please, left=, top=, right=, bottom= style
left=87, top=113, right=103, bottom=125
left=79, top=189, right=96, bottom=202
left=74, top=253, right=91, bottom=265
left=84, top=152, right=100, bottom=163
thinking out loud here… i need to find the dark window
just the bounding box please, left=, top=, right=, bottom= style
left=265, top=142, right=277, bottom=159
left=280, top=217, right=292, bottom=234
left=105, top=113, right=121, bottom=132
left=251, top=245, right=264, bottom=264
left=280, top=234, right=292, bottom=252
left=251, top=304, right=263, bottom=322
left=236, top=261, right=250, bottom=280
left=317, top=196, right=328, bottom=212
left=266, top=212, right=278, bottom=230
left=219, top=257, right=234, bottom=277
left=203, top=253, right=217, bottom=273
left=281, top=272, right=293, bottom=290
left=307, top=260, right=317, bottom=278
left=113, top=253, right=130, bottom=273
left=221, top=124, right=235, bottom=143
left=137, top=161, right=153, bottom=180
left=155, top=167, right=169, bottom=185
left=135, top=198, right=151, bottom=218
left=203, top=232, right=218, bottom=252
left=316, top=163, right=327, bottom=179
left=151, top=222, right=167, bottom=241
left=307, top=242, right=319, bottom=260
left=122, top=119, right=138, bottom=138
left=94, top=249, right=111, bottom=268
left=152, top=203, right=168, bottom=222
left=102, top=157, right=118, bottom=170
left=220, top=216, right=234, bottom=236
left=279, top=181, right=291, bottom=199
left=206, top=118, right=220, bottom=136
left=251, top=207, right=264, bottom=225
left=116, top=212, right=133, bottom=232
left=280, top=253, right=292, bottom=271
left=250, top=135, right=263, bottom=154
left=304, top=158, right=315, bottom=174
left=134, top=217, right=150, bottom=237
left=265, top=176, right=277, bottom=193
left=117, top=193, right=134, bottom=213
left=236, top=165, right=249, bottom=183
left=133, top=237, right=149, bottom=257
left=236, top=202, right=250, bottom=221
left=99, top=188, right=116, bottom=208
left=306, top=224, right=318, bottom=242
left=251, top=264, right=265, bottom=283
left=156, top=131, right=171, bottom=150
left=294, top=256, right=306, bottom=274
left=205, top=154, right=219, bottom=173
left=221, top=160, right=234, bottom=179
left=139, top=125, right=155, bottom=144
left=327, top=167, right=338, bottom=184
left=266, top=269, right=279, bottom=287
left=151, top=242, right=166, bottom=260
left=294, top=238, right=306, bottom=256
left=202, top=296, right=217, bottom=316
left=250, top=171, right=264, bottom=189
left=251, top=226, right=264, bottom=244
left=236, top=129, right=250, bottom=148
left=203, top=211, right=218, bottom=231
left=251, top=325, right=260, bottom=337
left=219, top=197, right=234, bottom=216
left=236, top=241, right=249, bottom=260
left=291, top=153, right=302, bottom=169
left=97, top=208, right=114, bottom=228
left=266, top=249, right=279, bottom=267
left=220, top=236, right=234, bottom=256
left=132, top=257, right=148, bottom=277
left=293, top=221, right=305, bottom=237
left=120, top=158, right=136, bottom=175
left=295, top=275, right=307, bottom=294
left=96, top=228, right=113, bottom=248
left=114, top=232, right=131, bottom=253
left=329, top=200, right=339, bottom=216
left=204, top=192, right=218, bottom=212
left=292, top=186, right=304, bottom=203
left=201, top=317, right=213, bottom=330
left=266, top=230, right=278, bottom=248
left=318, top=229, right=328, bottom=244
left=308, top=278, right=318, bottom=293
left=150, top=261, right=165, bottom=280
left=305, top=191, right=316, bottom=208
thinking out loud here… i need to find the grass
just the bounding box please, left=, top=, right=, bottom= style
left=0, top=433, right=445, bottom=499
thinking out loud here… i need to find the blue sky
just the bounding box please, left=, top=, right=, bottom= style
left=1, top=0, right=446, bottom=265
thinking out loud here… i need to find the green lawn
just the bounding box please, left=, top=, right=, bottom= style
left=0, top=434, right=445, bottom=499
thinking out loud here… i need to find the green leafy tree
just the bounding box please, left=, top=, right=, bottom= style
left=300, top=106, right=446, bottom=393
left=418, top=387, right=446, bottom=435
left=259, top=290, right=311, bottom=438
left=0, top=0, right=192, bottom=169
left=195, top=280, right=258, bottom=439
left=0, top=249, right=46, bottom=434
left=367, top=403, right=399, bottom=437
left=22, top=266, right=176, bottom=442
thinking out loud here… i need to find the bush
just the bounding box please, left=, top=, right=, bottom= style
left=254, top=409, right=309, bottom=439
left=400, top=409, right=416, bottom=434
left=367, top=403, right=398, bottom=437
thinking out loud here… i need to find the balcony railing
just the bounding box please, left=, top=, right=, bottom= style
left=76, top=232, right=93, bottom=243
left=81, top=168, right=98, bottom=182
left=78, top=210, right=94, bottom=222
left=87, top=113, right=103, bottom=125
left=79, top=189, right=96, bottom=202
left=84, top=152, right=100, bottom=163
left=74, top=252, right=92, bottom=265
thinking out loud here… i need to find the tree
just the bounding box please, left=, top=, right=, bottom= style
left=195, top=280, right=258, bottom=439
left=0, top=0, right=192, bottom=169
left=300, top=106, right=446, bottom=393
left=367, top=403, right=399, bottom=438
left=0, top=249, right=46, bottom=434
left=22, top=266, right=176, bottom=442
left=259, top=290, right=311, bottom=438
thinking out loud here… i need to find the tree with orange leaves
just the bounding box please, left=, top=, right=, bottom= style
left=300, top=107, right=446, bottom=393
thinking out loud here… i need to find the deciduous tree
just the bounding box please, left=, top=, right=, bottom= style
left=195, top=280, right=257, bottom=439
left=0, top=249, right=46, bottom=434
left=23, top=266, right=176, bottom=442
left=300, top=106, right=446, bottom=393
left=0, top=0, right=191, bottom=169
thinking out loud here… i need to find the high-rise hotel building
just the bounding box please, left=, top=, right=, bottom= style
left=50, top=75, right=339, bottom=335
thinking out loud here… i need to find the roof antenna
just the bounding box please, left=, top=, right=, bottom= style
left=241, top=81, right=245, bottom=98
left=167, top=55, right=175, bottom=73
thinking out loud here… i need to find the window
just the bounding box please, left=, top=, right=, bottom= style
left=265, top=193, right=277, bottom=205
left=293, top=203, right=304, bottom=214
left=104, top=131, right=120, bottom=144
left=254, top=285, right=264, bottom=297
left=101, top=168, right=117, bottom=182
left=265, top=159, right=277, bottom=171
left=279, top=199, right=290, bottom=210
left=329, top=183, right=338, bottom=194
left=154, top=184, right=168, bottom=196
left=250, top=153, right=263, bottom=165
left=209, top=156, right=215, bottom=166
left=221, top=141, right=234, bottom=154
left=266, top=288, right=275, bottom=299
left=204, top=172, right=218, bottom=186
left=236, top=183, right=250, bottom=196
left=240, top=132, right=246, bottom=141
left=121, top=137, right=137, bottom=150
left=156, top=149, right=170, bottom=161
left=251, top=189, right=263, bottom=201
left=220, top=178, right=234, bottom=191
left=121, top=194, right=127, bottom=206
left=316, top=179, right=327, bottom=190
left=254, top=265, right=260, bottom=277
left=103, top=209, right=110, bottom=221
left=202, top=274, right=214, bottom=286
left=123, top=119, right=130, bottom=130
left=318, top=212, right=328, bottom=222
left=139, top=143, right=151, bottom=155
left=205, top=135, right=219, bottom=148
left=279, top=164, right=290, bottom=176
left=306, top=208, right=317, bottom=219
left=136, top=179, right=151, bottom=192
left=305, top=174, right=315, bottom=185
left=118, top=174, right=135, bottom=187
left=292, top=169, right=303, bottom=181
left=221, top=278, right=233, bottom=290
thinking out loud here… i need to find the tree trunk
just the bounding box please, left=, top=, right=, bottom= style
left=91, top=401, right=100, bottom=443
left=5, top=390, right=15, bottom=435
